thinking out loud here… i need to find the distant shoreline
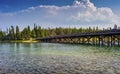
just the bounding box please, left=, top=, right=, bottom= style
left=0, top=40, right=39, bottom=43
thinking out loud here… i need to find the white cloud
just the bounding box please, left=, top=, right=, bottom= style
left=0, top=0, right=120, bottom=30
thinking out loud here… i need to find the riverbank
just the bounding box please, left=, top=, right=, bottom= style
left=0, top=40, right=39, bottom=43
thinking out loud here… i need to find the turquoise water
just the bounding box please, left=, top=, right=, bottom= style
left=0, top=43, right=120, bottom=74
left=0, top=43, right=120, bottom=56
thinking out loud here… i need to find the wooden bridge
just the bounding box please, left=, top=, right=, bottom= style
left=37, top=29, right=120, bottom=46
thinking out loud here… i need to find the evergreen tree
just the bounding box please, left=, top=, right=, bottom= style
left=41, top=29, right=45, bottom=38
left=0, top=24, right=106, bottom=41
left=36, top=26, right=41, bottom=38
left=0, top=30, right=5, bottom=41
left=27, top=26, right=31, bottom=39
left=8, top=26, right=15, bottom=40
left=96, top=26, right=99, bottom=31
left=11, top=26, right=15, bottom=40
left=31, top=29, right=36, bottom=38
left=16, top=26, right=21, bottom=40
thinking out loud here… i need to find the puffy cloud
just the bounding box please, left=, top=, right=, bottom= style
left=71, top=0, right=119, bottom=24
left=0, top=0, right=120, bottom=30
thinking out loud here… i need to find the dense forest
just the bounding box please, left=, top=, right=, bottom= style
left=0, top=24, right=114, bottom=41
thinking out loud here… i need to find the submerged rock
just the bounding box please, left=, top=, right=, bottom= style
left=0, top=54, right=120, bottom=74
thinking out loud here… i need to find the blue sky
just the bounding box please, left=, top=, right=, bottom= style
left=0, top=0, right=120, bottom=13
left=0, top=0, right=120, bottom=30
left=1, top=0, right=73, bottom=12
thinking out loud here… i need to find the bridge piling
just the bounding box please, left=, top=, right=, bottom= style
left=37, top=30, right=120, bottom=47
left=117, top=36, right=119, bottom=46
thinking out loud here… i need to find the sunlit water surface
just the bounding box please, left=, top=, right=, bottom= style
left=0, top=43, right=120, bottom=74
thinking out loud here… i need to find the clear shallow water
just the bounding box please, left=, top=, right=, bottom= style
left=0, top=43, right=120, bottom=74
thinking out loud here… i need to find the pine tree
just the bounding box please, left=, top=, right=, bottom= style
left=31, top=29, right=36, bottom=38
left=27, top=26, right=31, bottom=39
left=11, top=26, right=15, bottom=40
left=0, top=30, right=5, bottom=41
left=16, top=26, right=21, bottom=40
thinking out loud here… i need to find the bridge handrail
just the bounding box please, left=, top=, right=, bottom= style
left=37, top=29, right=120, bottom=40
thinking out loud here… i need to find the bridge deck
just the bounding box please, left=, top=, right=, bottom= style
left=37, top=29, right=120, bottom=46
left=37, top=29, right=120, bottom=40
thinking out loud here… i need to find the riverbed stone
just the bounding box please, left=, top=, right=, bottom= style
left=0, top=54, right=120, bottom=74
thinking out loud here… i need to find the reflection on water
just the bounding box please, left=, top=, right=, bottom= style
left=0, top=43, right=120, bottom=74
left=0, top=43, right=119, bottom=56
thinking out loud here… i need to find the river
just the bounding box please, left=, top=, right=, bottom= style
left=0, top=43, right=120, bottom=74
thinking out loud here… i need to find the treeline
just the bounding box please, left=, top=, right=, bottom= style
left=0, top=24, right=101, bottom=41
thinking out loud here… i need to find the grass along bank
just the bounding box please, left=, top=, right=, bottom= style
left=0, top=38, right=39, bottom=43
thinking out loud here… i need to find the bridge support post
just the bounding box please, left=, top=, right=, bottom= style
left=87, top=37, right=90, bottom=44
left=107, top=36, right=110, bottom=46
left=98, top=37, right=101, bottom=46
left=95, top=37, right=97, bottom=45
left=101, top=36, right=104, bottom=46
left=82, top=37, right=85, bottom=44
left=111, top=36, right=113, bottom=46
left=117, top=35, right=120, bottom=46
left=92, top=37, right=95, bottom=45
left=113, top=36, right=115, bottom=46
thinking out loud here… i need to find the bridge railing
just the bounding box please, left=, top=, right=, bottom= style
left=37, top=29, right=120, bottom=40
